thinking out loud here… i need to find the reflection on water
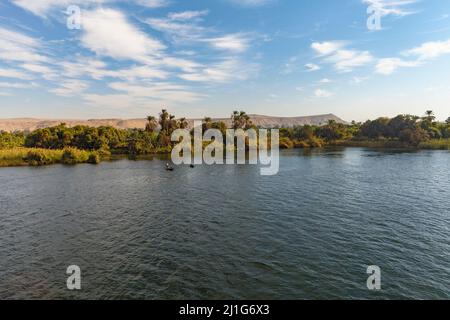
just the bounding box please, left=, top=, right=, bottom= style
left=0, top=148, right=449, bottom=299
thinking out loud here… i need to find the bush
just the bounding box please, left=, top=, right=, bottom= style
left=62, top=148, right=90, bottom=164
left=294, top=140, right=310, bottom=148
left=279, top=137, right=294, bottom=149
left=25, top=149, right=57, bottom=166
left=88, top=153, right=101, bottom=164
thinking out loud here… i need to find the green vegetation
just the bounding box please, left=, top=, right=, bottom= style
left=0, top=131, right=25, bottom=149
left=0, top=148, right=99, bottom=167
left=278, top=110, right=450, bottom=150
left=0, top=110, right=449, bottom=167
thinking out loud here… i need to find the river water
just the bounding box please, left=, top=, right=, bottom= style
left=0, top=148, right=449, bottom=299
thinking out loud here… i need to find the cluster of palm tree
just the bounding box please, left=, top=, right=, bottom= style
left=231, top=111, right=254, bottom=130
left=145, top=109, right=190, bottom=147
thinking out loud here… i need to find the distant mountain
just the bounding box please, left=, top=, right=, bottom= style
left=0, top=114, right=347, bottom=132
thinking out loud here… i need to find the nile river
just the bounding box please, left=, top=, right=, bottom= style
left=0, top=148, right=449, bottom=299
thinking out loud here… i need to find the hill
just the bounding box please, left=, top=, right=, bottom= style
left=0, top=114, right=346, bottom=132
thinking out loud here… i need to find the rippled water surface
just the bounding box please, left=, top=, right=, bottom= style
left=1, top=148, right=449, bottom=299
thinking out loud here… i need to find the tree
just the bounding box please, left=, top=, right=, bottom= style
left=231, top=111, right=253, bottom=130
left=425, top=110, right=436, bottom=122
left=399, top=127, right=429, bottom=146
left=359, top=118, right=390, bottom=139
left=157, top=109, right=179, bottom=147
left=178, top=117, right=189, bottom=130
left=446, top=117, right=450, bottom=125
left=202, top=117, right=212, bottom=133
left=316, top=120, right=350, bottom=142
left=145, top=116, right=158, bottom=133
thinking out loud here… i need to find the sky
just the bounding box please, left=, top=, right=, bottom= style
left=0, top=0, right=449, bottom=121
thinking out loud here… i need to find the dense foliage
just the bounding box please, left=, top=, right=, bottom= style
left=1, top=111, right=449, bottom=159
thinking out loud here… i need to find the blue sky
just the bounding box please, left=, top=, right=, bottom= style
left=0, top=0, right=449, bottom=121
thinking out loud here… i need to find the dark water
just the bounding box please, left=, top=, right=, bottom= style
left=0, top=148, right=449, bottom=299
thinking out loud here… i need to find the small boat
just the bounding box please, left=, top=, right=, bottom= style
left=165, top=163, right=174, bottom=171
left=190, top=164, right=195, bottom=168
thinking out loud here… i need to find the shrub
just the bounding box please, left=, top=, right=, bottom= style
left=279, top=137, right=294, bottom=149
left=25, top=149, right=56, bottom=166
left=294, top=140, right=310, bottom=148
left=308, top=137, right=324, bottom=148
left=62, top=148, right=90, bottom=164
left=88, top=153, right=101, bottom=164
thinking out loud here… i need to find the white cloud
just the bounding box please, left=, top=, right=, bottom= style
left=0, top=82, right=33, bottom=89
left=314, top=89, right=333, bottom=98
left=109, top=82, right=204, bottom=103
left=81, top=8, right=165, bottom=63
left=305, top=63, right=321, bottom=72
left=351, top=76, right=369, bottom=84
left=363, top=0, right=418, bottom=17
left=403, top=39, right=450, bottom=60
left=83, top=93, right=144, bottom=110
left=84, top=80, right=203, bottom=109
left=375, top=58, right=419, bottom=75
left=0, top=27, right=48, bottom=63
left=134, top=0, right=171, bottom=8
left=11, top=0, right=110, bottom=17
left=12, top=0, right=169, bottom=17
left=20, top=63, right=57, bottom=80
left=61, top=58, right=170, bottom=81
left=311, top=41, right=346, bottom=56
left=145, top=11, right=207, bottom=43
left=311, top=41, right=374, bottom=72
left=206, top=34, right=250, bottom=53
left=146, top=17, right=206, bottom=44
left=146, top=12, right=254, bottom=54
left=228, top=0, right=274, bottom=6
left=168, top=10, right=209, bottom=21
left=375, top=39, right=450, bottom=75
left=0, top=68, right=32, bottom=80
left=179, top=58, right=258, bottom=83
left=319, top=78, right=332, bottom=84
left=50, top=80, right=88, bottom=97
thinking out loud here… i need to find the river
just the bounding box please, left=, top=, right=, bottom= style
left=0, top=148, right=449, bottom=299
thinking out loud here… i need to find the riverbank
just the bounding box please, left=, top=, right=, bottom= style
left=1, top=140, right=450, bottom=167
left=0, top=148, right=100, bottom=167
left=326, top=139, right=450, bottom=150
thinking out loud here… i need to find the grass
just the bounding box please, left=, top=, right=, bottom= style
left=333, top=139, right=412, bottom=149
left=331, top=138, right=450, bottom=150
left=419, top=139, right=450, bottom=150
left=0, top=148, right=100, bottom=167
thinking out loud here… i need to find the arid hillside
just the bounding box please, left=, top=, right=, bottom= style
left=0, top=114, right=346, bottom=132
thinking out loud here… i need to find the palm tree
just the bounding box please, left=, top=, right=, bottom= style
left=202, top=117, right=212, bottom=132
left=232, top=111, right=253, bottom=130
left=425, top=110, right=436, bottom=122
left=178, top=117, right=189, bottom=129
left=159, top=109, right=170, bottom=134
left=145, top=116, right=158, bottom=133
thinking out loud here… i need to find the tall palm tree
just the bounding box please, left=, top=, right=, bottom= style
left=232, top=111, right=253, bottom=130
left=178, top=117, right=188, bottom=129
left=425, top=110, right=435, bottom=122
left=159, top=109, right=170, bottom=133
left=145, top=116, right=158, bottom=133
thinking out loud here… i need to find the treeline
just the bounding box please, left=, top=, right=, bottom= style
left=278, top=111, right=450, bottom=148
left=1, top=110, right=450, bottom=154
